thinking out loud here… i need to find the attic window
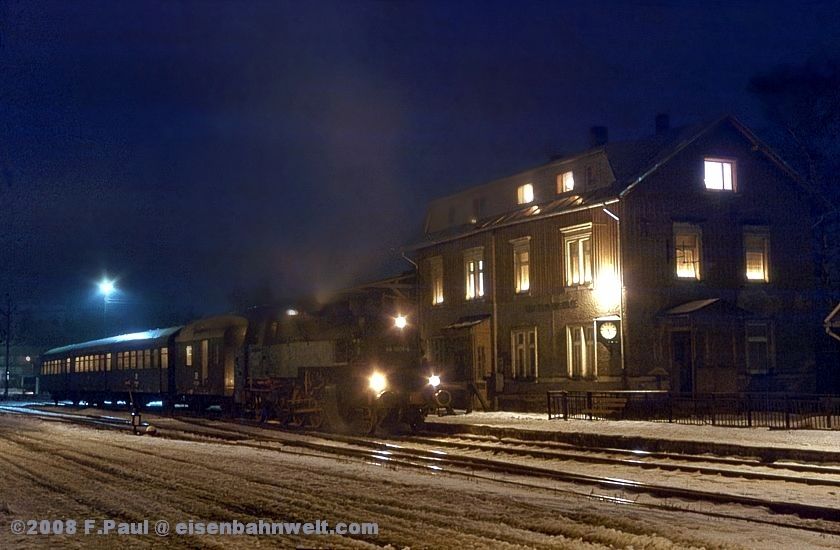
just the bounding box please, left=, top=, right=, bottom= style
left=517, top=183, right=534, bottom=204
left=704, top=159, right=736, bottom=191
left=557, top=171, right=574, bottom=193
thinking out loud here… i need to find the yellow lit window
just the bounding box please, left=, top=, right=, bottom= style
left=674, top=224, right=702, bottom=279
left=517, top=183, right=534, bottom=204
left=704, top=159, right=735, bottom=191
left=557, top=171, right=574, bottom=193
left=564, top=233, right=592, bottom=286
left=185, top=345, right=193, bottom=367
left=744, top=229, right=769, bottom=282
left=430, top=256, right=444, bottom=305
left=512, top=238, right=531, bottom=293
left=464, top=249, right=485, bottom=300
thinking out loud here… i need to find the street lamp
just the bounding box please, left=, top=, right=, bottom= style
left=98, top=278, right=116, bottom=327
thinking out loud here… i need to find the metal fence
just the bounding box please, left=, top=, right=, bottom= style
left=547, top=390, right=840, bottom=430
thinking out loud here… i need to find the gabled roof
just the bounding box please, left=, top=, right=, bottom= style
left=411, top=115, right=816, bottom=250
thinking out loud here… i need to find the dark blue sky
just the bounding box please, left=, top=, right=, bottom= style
left=1, top=0, right=838, bottom=324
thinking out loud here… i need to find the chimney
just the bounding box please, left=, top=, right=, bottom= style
left=589, top=125, right=608, bottom=147
left=655, top=113, right=670, bottom=135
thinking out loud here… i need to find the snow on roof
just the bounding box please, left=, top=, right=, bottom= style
left=43, top=326, right=182, bottom=356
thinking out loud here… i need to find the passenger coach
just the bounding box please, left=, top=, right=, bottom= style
left=40, top=327, right=180, bottom=406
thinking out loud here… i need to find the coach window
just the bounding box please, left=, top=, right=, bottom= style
left=161, top=347, right=169, bottom=368
left=201, top=340, right=209, bottom=382
left=144, top=349, right=151, bottom=369
left=106, top=353, right=112, bottom=371
left=185, top=345, right=193, bottom=367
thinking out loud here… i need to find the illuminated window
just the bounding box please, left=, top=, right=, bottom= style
left=746, top=321, right=773, bottom=373
left=464, top=248, right=485, bottom=300
left=106, top=353, right=111, bottom=371
left=704, top=159, right=736, bottom=191
left=557, top=171, right=574, bottom=193
left=185, top=345, right=193, bottom=367
left=430, top=256, right=444, bottom=305
left=744, top=228, right=769, bottom=282
left=511, top=327, right=537, bottom=379
left=674, top=224, right=701, bottom=280
left=512, top=238, right=531, bottom=293
left=562, top=225, right=592, bottom=286
left=517, top=183, right=534, bottom=204
left=567, top=324, right=595, bottom=378
left=161, top=347, right=168, bottom=369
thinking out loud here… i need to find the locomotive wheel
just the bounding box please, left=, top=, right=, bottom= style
left=305, top=410, right=325, bottom=430
left=286, top=413, right=306, bottom=429
left=354, top=407, right=377, bottom=435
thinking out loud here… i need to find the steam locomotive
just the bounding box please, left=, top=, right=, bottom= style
left=39, top=275, right=446, bottom=433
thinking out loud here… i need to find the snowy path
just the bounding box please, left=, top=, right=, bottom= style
left=1, top=414, right=838, bottom=549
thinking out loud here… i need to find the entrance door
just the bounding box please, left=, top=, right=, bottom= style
left=671, top=331, right=693, bottom=394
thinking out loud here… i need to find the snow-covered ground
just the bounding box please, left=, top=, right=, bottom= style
left=1, top=413, right=838, bottom=549
left=429, top=411, right=840, bottom=454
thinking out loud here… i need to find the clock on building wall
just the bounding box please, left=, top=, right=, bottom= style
left=596, top=319, right=621, bottom=346
left=599, top=321, right=618, bottom=341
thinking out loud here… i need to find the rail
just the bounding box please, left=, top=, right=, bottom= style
left=547, top=390, right=840, bottom=430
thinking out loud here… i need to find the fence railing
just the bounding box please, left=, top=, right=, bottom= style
left=547, top=390, right=840, bottom=430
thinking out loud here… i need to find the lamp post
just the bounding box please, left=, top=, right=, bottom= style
left=98, top=278, right=116, bottom=328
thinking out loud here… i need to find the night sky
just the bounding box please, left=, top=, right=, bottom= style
left=1, top=1, right=838, bottom=330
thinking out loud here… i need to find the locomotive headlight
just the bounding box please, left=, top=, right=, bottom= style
left=428, top=374, right=441, bottom=388
left=369, top=372, right=388, bottom=394
left=394, top=314, right=407, bottom=329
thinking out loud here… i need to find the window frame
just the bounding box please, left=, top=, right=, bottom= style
left=745, top=321, right=774, bottom=374
left=743, top=227, right=770, bottom=283
left=510, top=326, right=538, bottom=379
left=673, top=223, right=702, bottom=280
left=429, top=256, right=444, bottom=305
left=561, top=223, right=593, bottom=287
left=516, top=183, right=534, bottom=205
left=557, top=170, right=574, bottom=194
left=567, top=324, right=596, bottom=379
left=511, top=237, right=531, bottom=294
left=464, top=247, right=485, bottom=301
left=703, top=158, right=737, bottom=192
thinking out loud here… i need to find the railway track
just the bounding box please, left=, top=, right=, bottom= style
left=5, top=405, right=840, bottom=536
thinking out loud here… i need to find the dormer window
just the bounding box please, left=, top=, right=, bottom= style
left=557, top=171, right=574, bottom=193
left=704, top=158, right=736, bottom=191
left=517, top=183, right=534, bottom=204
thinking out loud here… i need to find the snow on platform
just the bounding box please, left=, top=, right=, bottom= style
left=426, top=411, right=840, bottom=462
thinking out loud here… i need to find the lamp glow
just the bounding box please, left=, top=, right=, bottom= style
left=369, top=372, right=387, bottom=394
left=428, top=375, right=441, bottom=388
left=394, top=314, right=407, bottom=329
left=98, top=279, right=115, bottom=296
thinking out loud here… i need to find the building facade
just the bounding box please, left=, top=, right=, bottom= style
left=410, top=116, right=824, bottom=410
